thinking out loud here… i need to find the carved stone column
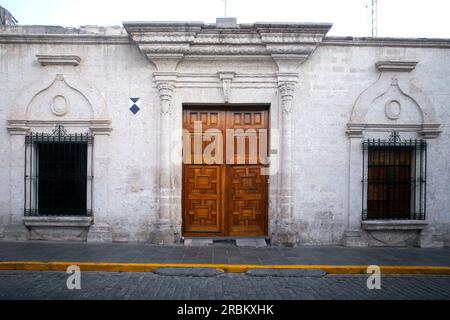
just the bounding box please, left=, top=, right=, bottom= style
left=87, top=125, right=113, bottom=243
left=274, top=78, right=298, bottom=246
left=3, top=125, right=30, bottom=240
left=344, top=127, right=367, bottom=246
left=151, top=79, right=177, bottom=244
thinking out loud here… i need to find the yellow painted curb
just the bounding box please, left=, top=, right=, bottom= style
left=0, top=262, right=450, bottom=275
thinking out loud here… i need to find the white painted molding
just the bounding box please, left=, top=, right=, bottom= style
left=23, top=216, right=93, bottom=228
left=9, top=73, right=110, bottom=126
left=323, top=36, right=450, bottom=48
left=348, top=61, right=441, bottom=139
left=362, top=220, right=428, bottom=231
left=375, top=60, right=418, bottom=73
left=124, top=21, right=332, bottom=72
left=36, top=54, right=81, bottom=66
left=159, top=72, right=278, bottom=89
left=7, top=119, right=112, bottom=136
left=90, top=125, right=113, bottom=136
left=6, top=125, right=30, bottom=135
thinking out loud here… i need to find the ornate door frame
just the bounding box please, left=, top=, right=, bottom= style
left=124, top=21, right=331, bottom=245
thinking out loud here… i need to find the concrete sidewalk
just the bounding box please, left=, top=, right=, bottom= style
left=0, top=241, right=449, bottom=267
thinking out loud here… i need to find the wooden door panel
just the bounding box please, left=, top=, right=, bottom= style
left=226, top=110, right=269, bottom=165
left=183, top=110, right=224, bottom=131
left=183, top=165, right=224, bottom=234
left=183, top=110, right=225, bottom=165
left=228, top=165, right=267, bottom=236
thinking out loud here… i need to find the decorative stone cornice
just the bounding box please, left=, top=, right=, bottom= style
left=0, top=25, right=129, bottom=44
left=7, top=119, right=112, bottom=135
left=323, top=36, right=450, bottom=48
left=345, top=123, right=442, bottom=139
left=36, top=54, right=81, bottom=66
left=123, top=21, right=332, bottom=72
left=376, top=60, right=418, bottom=72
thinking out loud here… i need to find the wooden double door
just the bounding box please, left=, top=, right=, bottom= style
left=182, top=107, right=269, bottom=237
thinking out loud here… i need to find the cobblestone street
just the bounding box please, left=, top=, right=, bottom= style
left=1, top=270, right=449, bottom=300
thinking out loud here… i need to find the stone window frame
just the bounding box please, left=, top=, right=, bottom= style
left=344, top=60, right=441, bottom=246
left=361, top=131, right=427, bottom=221
left=23, top=124, right=94, bottom=218
left=6, top=69, right=112, bottom=239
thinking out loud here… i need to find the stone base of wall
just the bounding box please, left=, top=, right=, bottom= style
left=28, top=227, right=90, bottom=241
left=148, top=224, right=179, bottom=245
left=363, top=221, right=428, bottom=247
left=3, top=224, right=29, bottom=241
left=416, top=225, right=447, bottom=248
left=342, top=221, right=447, bottom=248
left=23, top=216, right=93, bottom=242
left=343, top=229, right=368, bottom=247
left=87, top=223, right=113, bottom=243
left=270, top=222, right=298, bottom=247
left=271, top=232, right=297, bottom=247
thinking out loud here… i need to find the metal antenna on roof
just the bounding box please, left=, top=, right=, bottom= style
left=371, top=0, right=378, bottom=37
left=223, top=0, right=228, bottom=17
left=0, top=5, right=18, bottom=25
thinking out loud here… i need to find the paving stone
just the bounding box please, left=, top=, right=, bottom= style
left=1, top=242, right=450, bottom=267
left=152, top=267, right=221, bottom=277
left=246, top=268, right=327, bottom=277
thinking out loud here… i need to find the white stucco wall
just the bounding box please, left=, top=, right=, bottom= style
left=0, top=25, right=449, bottom=246
left=292, top=43, right=450, bottom=244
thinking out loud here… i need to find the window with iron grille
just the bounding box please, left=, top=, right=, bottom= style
left=362, top=131, right=427, bottom=220
left=24, top=125, right=93, bottom=217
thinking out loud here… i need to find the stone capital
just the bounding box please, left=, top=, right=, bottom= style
left=90, top=126, right=112, bottom=136
left=346, top=123, right=365, bottom=139
left=272, top=54, right=308, bottom=73
left=7, top=124, right=30, bottom=135
left=278, top=82, right=296, bottom=100
left=278, top=78, right=297, bottom=114
left=157, top=82, right=175, bottom=101
left=147, top=54, right=184, bottom=72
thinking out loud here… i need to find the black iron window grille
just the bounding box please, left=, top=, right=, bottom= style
left=362, top=131, right=427, bottom=220
left=24, top=125, right=93, bottom=217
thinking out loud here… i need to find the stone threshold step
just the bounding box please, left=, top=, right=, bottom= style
left=183, top=237, right=268, bottom=248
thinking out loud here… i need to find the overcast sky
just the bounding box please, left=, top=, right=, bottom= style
left=1, top=0, right=449, bottom=38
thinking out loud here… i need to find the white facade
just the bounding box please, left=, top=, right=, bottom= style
left=0, top=20, right=449, bottom=247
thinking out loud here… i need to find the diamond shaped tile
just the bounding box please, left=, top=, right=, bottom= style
left=130, top=104, right=140, bottom=115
